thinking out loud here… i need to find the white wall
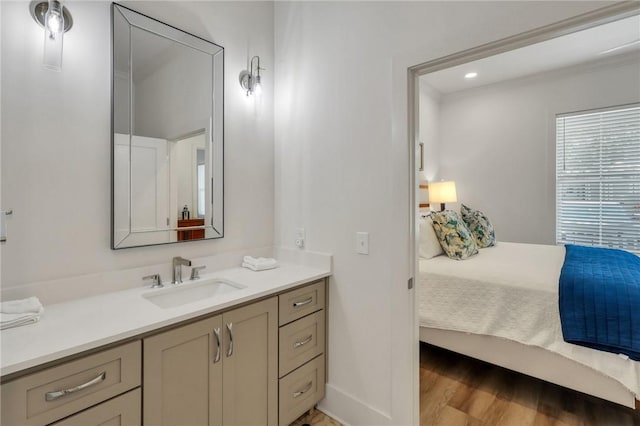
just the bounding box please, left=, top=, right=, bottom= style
left=134, top=47, right=212, bottom=140
left=435, top=55, right=640, bottom=244
left=1, top=1, right=274, bottom=288
left=274, top=2, right=610, bottom=425
left=0, top=2, right=3, bottom=288
left=418, top=82, right=441, bottom=183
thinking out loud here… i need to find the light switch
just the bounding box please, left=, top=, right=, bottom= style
left=356, top=232, right=369, bottom=255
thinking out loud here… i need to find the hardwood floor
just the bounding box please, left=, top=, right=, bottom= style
left=420, top=342, right=640, bottom=426
left=290, top=408, right=342, bottom=426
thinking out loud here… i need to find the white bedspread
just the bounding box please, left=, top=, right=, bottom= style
left=419, top=242, right=640, bottom=398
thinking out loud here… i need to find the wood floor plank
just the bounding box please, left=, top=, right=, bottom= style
left=421, top=370, right=466, bottom=425
left=432, top=405, right=483, bottom=426
left=420, top=342, right=640, bottom=426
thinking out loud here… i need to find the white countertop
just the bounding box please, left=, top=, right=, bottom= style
left=0, top=263, right=330, bottom=377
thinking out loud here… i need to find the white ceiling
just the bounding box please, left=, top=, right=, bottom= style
left=421, top=14, right=640, bottom=95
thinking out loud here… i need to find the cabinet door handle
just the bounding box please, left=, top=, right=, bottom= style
left=226, top=323, right=233, bottom=357
left=213, top=327, right=221, bottom=363
left=45, top=372, right=106, bottom=401
left=293, top=381, right=313, bottom=398
left=293, top=297, right=313, bottom=308
left=293, top=335, right=313, bottom=349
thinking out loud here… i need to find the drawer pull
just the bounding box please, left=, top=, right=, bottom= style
left=226, top=323, right=234, bottom=357
left=45, top=371, right=106, bottom=401
left=293, top=335, right=313, bottom=348
left=293, top=381, right=313, bottom=398
left=213, top=327, right=221, bottom=363
left=293, top=297, right=313, bottom=308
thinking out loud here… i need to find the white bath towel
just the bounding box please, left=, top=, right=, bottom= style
left=243, top=256, right=278, bottom=268
left=242, top=262, right=278, bottom=271
left=242, top=256, right=279, bottom=271
left=1, top=297, right=44, bottom=330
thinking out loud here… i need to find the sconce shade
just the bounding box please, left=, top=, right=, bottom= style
left=429, top=181, right=457, bottom=204
left=30, top=0, right=73, bottom=71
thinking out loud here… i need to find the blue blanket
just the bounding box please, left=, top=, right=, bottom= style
left=559, top=244, right=640, bottom=360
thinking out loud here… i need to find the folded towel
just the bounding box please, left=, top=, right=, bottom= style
left=243, top=256, right=278, bottom=268
left=242, top=261, right=278, bottom=272
left=1, top=297, right=43, bottom=330
left=0, top=313, right=41, bottom=330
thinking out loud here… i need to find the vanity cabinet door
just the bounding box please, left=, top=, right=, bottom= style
left=143, top=315, right=223, bottom=426
left=222, top=297, right=278, bottom=426
left=142, top=298, right=277, bottom=426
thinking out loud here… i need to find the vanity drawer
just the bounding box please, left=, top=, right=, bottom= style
left=278, top=355, right=325, bottom=426
left=279, top=310, right=325, bottom=378
left=279, top=280, right=325, bottom=326
left=50, top=388, right=141, bottom=426
left=1, top=341, right=141, bottom=426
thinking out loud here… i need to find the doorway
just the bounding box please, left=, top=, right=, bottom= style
left=407, top=3, right=640, bottom=423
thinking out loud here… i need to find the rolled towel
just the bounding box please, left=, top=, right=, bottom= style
left=1, top=297, right=43, bottom=330
left=242, top=261, right=278, bottom=272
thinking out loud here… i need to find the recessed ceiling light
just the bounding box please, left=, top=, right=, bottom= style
left=465, top=72, right=478, bottom=79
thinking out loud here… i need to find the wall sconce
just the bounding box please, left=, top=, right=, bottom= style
left=29, top=0, right=73, bottom=71
left=239, top=56, right=263, bottom=96
left=428, top=181, right=457, bottom=211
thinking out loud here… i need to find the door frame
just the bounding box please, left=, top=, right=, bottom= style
left=404, top=2, right=640, bottom=424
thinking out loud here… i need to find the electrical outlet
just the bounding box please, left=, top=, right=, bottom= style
left=356, top=232, right=369, bottom=255
left=295, top=228, right=305, bottom=249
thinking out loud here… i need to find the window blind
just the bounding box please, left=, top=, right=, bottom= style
left=556, top=104, right=640, bottom=253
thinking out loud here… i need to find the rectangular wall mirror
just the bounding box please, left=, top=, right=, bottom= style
left=111, top=4, right=224, bottom=249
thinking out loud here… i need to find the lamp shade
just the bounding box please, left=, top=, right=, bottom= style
left=429, top=181, right=457, bottom=204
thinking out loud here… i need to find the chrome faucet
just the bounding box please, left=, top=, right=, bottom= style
left=172, top=256, right=192, bottom=284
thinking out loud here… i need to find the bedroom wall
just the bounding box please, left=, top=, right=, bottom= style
left=436, top=54, right=640, bottom=245
left=418, top=82, right=441, bottom=183
left=273, top=2, right=610, bottom=424
left=1, top=1, right=274, bottom=288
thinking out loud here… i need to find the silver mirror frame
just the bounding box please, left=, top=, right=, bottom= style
left=111, top=3, right=224, bottom=249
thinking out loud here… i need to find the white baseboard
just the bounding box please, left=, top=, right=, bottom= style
left=318, top=384, right=392, bottom=426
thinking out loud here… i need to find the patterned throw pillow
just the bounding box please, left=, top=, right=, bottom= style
left=430, top=210, right=479, bottom=260
left=460, top=204, right=496, bottom=248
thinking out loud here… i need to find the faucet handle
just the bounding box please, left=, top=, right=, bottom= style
left=190, top=266, right=206, bottom=281
left=143, top=274, right=164, bottom=288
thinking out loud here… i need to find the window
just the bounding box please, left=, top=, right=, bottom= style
left=556, top=104, right=640, bottom=253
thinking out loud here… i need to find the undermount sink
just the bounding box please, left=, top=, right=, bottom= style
left=143, top=278, right=246, bottom=309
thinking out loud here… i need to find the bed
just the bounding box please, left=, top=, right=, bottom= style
left=418, top=241, right=640, bottom=409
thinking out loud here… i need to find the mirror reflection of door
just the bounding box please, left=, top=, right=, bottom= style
left=114, top=134, right=170, bottom=246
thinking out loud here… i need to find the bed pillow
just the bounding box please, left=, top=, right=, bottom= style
left=418, top=214, right=444, bottom=259
left=430, top=210, right=479, bottom=260
left=460, top=204, right=496, bottom=248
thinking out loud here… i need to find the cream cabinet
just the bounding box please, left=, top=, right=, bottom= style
left=1, top=341, right=141, bottom=426
left=143, top=296, right=278, bottom=426
left=278, top=280, right=327, bottom=426
left=1, top=279, right=327, bottom=426
left=50, top=388, right=141, bottom=426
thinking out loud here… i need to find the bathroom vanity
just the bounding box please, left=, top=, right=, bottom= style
left=1, top=265, right=329, bottom=426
